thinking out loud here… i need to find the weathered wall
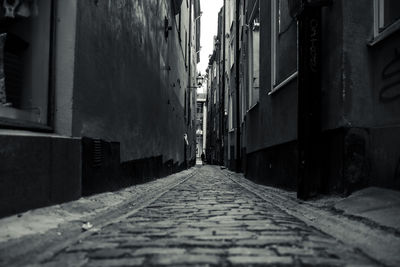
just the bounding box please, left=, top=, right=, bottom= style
left=340, top=1, right=374, bottom=128
left=320, top=0, right=345, bottom=130
left=54, top=0, right=77, bottom=136
left=72, top=0, right=190, bottom=164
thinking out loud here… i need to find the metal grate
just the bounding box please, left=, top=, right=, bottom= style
left=92, top=139, right=104, bottom=168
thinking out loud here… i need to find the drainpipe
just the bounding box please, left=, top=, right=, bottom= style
left=235, top=0, right=241, bottom=172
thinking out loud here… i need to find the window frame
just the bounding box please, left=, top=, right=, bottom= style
left=269, top=0, right=298, bottom=95
left=374, top=0, right=400, bottom=37
left=247, top=1, right=260, bottom=111
left=228, top=94, right=234, bottom=131
left=0, top=0, right=56, bottom=132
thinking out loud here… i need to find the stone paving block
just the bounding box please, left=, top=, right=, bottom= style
left=132, top=247, right=186, bottom=256
left=298, top=256, right=346, bottom=266
left=215, top=221, right=245, bottom=227
left=150, top=254, right=221, bottom=265
left=207, top=210, right=226, bottom=216
left=235, top=235, right=303, bottom=246
left=88, top=248, right=133, bottom=259
left=170, top=229, right=208, bottom=237
left=259, top=230, right=297, bottom=236
left=41, top=252, right=88, bottom=267
left=189, top=248, right=226, bottom=255
left=274, top=245, right=318, bottom=256
left=163, top=238, right=231, bottom=248
left=181, top=221, right=220, bottom=229
left=228, top=247, right=277, bottom=256
left=65, top=241, right=119, bottom=252
left=194, top=234, right=249, bottom=241
left=246, top=224, right=288, bottom=231
left=85, top=257, right=145, bottom=267
left=143, top=232, right=171, bottom=238
left=228, top=255, right=294, bottom=265
left=206, top=215, right=239, bottom=221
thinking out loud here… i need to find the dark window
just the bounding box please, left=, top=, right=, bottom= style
left=382, top=0, right=400, bottom=29
left=0, top=0, right=54, bottom=128
left=275, top=0, right=297, bottom=85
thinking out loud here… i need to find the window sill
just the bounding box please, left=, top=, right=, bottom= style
left=247, top=101, right=259, bottom=113
left=369, top=19, right=400, bottom=47
left=228, top=128, right=235, bottom=133
left=0, top=117, right=52, bottom=132
left=269, top=71, right=298, bottom=96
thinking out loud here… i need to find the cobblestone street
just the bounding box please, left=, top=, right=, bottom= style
left=18, top=166, right=377, bottom=267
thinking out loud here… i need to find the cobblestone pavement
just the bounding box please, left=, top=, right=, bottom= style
left=32, top=165, right=379, bottom=267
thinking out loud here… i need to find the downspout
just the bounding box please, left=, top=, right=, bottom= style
left=235, top=0, right=241, bottom=172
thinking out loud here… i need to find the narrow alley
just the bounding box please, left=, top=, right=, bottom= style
left=1, top=166, right=398, bottom=266
left=1, top=0, right=400, bottom=266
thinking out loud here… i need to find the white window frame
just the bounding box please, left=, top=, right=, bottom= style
left=374, top=0, right=385, bottom=37
left=228, top=95, right=233, bottom=131
left=374, top=0, right=400, bottom=38
left=247, top=1, right=260, bottom=110
left=269, top=0, right=298, bottom=95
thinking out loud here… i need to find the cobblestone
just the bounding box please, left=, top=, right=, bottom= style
left=12, top=166, right=380, bottom=266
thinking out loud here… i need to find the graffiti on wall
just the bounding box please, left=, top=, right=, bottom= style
left=380, top=48, right=400, bottom=103
left=309, top=18, right=319, bottom=73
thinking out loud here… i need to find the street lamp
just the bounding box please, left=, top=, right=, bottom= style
left=196, top=73, right=204, bottom=87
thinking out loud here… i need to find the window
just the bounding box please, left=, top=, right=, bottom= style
left=228, top=95, right=233, bottom=130
left=185, top=30, right=188, bottom=67
left=178, top=11, right=182, bottom=42
left=374, top=0, right=400, bottom=37
left=197, top=103, right=203, bottom=114
left=0, top=0, right=54, bottom=128
left=229, top=41, right=234, bottom=68
left=270, top=0, right=298, bottom=94
left=213, top=90, right=216, bottom=104
left=247, top=3, right=260, bottom=109
left=229, top=0, right=235, bottom=28
left=213, top=61, right=217, bottom=78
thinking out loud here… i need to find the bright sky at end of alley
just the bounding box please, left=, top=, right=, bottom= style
left=198, top=0, right=223, bottom=76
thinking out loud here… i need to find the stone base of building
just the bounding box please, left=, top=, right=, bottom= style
left=0, top=132, right=82, bottom=218
left=0, top=134, right=190, bottom=218
left=245, top=141, right=298, bottom=191
left=244, top=126, right=400, bottom=196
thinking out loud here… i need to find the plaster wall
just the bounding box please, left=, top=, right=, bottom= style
left=54, top=0, right=77, bottom=136
left=72, top=0, right=191, bottom=164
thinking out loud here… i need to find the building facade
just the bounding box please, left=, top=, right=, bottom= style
left=196, top=91, right=206, bottom=158
left=206, top=0, right=400, bottom=198
left=0, top=0, right=200, bottom=217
